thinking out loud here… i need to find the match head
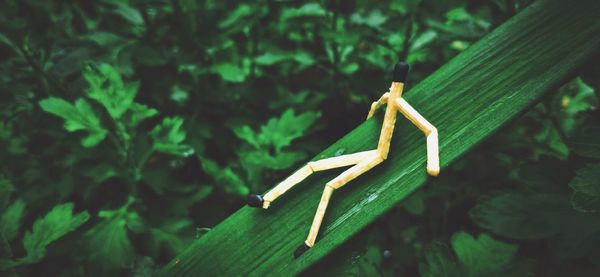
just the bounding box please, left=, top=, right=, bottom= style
left=392, top=61, right=410, bottom=83
left=294, top=243, right=311, bottom=258
left=246, top=194, right=264, bottom=208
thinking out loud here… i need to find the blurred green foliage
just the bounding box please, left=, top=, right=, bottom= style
left=0, top=0, right=598, bottom=276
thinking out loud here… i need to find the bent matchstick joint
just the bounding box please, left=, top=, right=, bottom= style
left=247, top=61, right=440, bottom=258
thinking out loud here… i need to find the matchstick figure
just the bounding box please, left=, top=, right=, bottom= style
left=247, top=62, right=440, bottom=258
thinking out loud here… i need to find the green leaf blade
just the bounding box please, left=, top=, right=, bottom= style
left=21, top=203, right=89, bottom=264
left=0, top=199, right=26, bottom=242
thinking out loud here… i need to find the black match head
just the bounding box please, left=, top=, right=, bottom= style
left=294, top=243, right=311, bottom=258
left=247, top=194, right=264, bottom=208
left=392, top=61, right=410, bottom=83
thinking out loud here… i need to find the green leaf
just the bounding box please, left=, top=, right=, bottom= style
left=82, top=164, right=119, bottom=183
left=0, top=177, right=15, bottom=210
left=446, top=7, right=472, bottom=22
left=85, top=209, right=135, bottom=269
left=127, top=102, right=159, bottom=128
left=569, top=116, right=600, bottom=159
left=254, top=52, right=289, bottom=66
left=390, top=0, right=421, bottom=15
left=562, top=78, right=597, bottom=116
left=292, top=51, right=316, bottom=68
left=111, top=2, right=145, bottom=26
left=451, top=232, right=518, bottom=276
left=149, top=219, right=192, bottom=257
left=212, top=63, right=247, bottom=83
left=570, top=163, right=600, bottom=196
left=419, top=242, right=465, bottom=277
left=569, top=162, right=600, bottom=212
left=233, top=109, right=320, bottom=152
left=0, top=200, right=25, bottom=242
left=240, top=150, right=306, bottom=170
left=555, top=78, right=597, bottom=135
left=39, top=97, right=108, bottom=147
left=151, top=117, right=194, bottom=157
left=350, top=10, right=388, bottom=28
left=84, top=63, right=140, bottom=119
left=170, top=85, right=189, bottom=104
left=82, top=32, right=124, bottom=46
left=21, top=203, right=89, bottom=264
left=410, top=30, right=438, bottom=51
left=280, top=3, right=326, bottom=21
left=199, top=157, right=249, bottom=196
left=218, top=4, right=253, bottom=29
left=403, top=191, right=426, bottom=215
left=421, top=232, right=520, bottom=277
left=469, top=192, right=569, bottom=240
left=0, top=32, right=18, bottom=52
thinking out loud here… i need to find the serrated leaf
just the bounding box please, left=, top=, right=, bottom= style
left=85, top=211, right=135, bottom=269
left=127, top=102, right=159, bottom=127
left=469, top=192, right=569, bottom=240
left=39, top=97, right=108, bottom=147
left=0, top=199, right=25, bottom=241
left=451, top=232, right=518, bottom=276
left=569, top=163, right=600, bottom=212
left=471, top=191, right=600, bottom=260
left=419, top=242, right=465, bottom=277
left=199, top=157, right=249, bottom=196
left=151, top=117, right=194, bottom=157
left=570, top=163, right=600, bottom=196
left=21, top=203, right=89, bottom=264
left=570, top=192, right=600, bottom=213
left=234, top=109, right=320, bottom=152
left=84, top=63, right=139, bottom=119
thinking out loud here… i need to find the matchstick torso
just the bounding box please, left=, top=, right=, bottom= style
left=377, top=82, right=403, bottom=159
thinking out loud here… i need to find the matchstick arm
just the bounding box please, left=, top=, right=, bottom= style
left=366, top=92, right=390, bottom=119
left=395, top=98, right=440, bottom=176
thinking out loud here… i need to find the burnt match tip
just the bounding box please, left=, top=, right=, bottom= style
left=393, top=61, right=410, bottom=83
left=294, top=243, right=311, bottom=258
left=247, top=194, right=264, bottom=208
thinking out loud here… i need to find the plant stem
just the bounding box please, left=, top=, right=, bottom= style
left=16, top=43, right=67, bottom=97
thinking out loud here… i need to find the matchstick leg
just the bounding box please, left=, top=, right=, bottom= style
left=248, top=150, right=379, bottom=209
left=296, top=155, right=383, bottom=258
